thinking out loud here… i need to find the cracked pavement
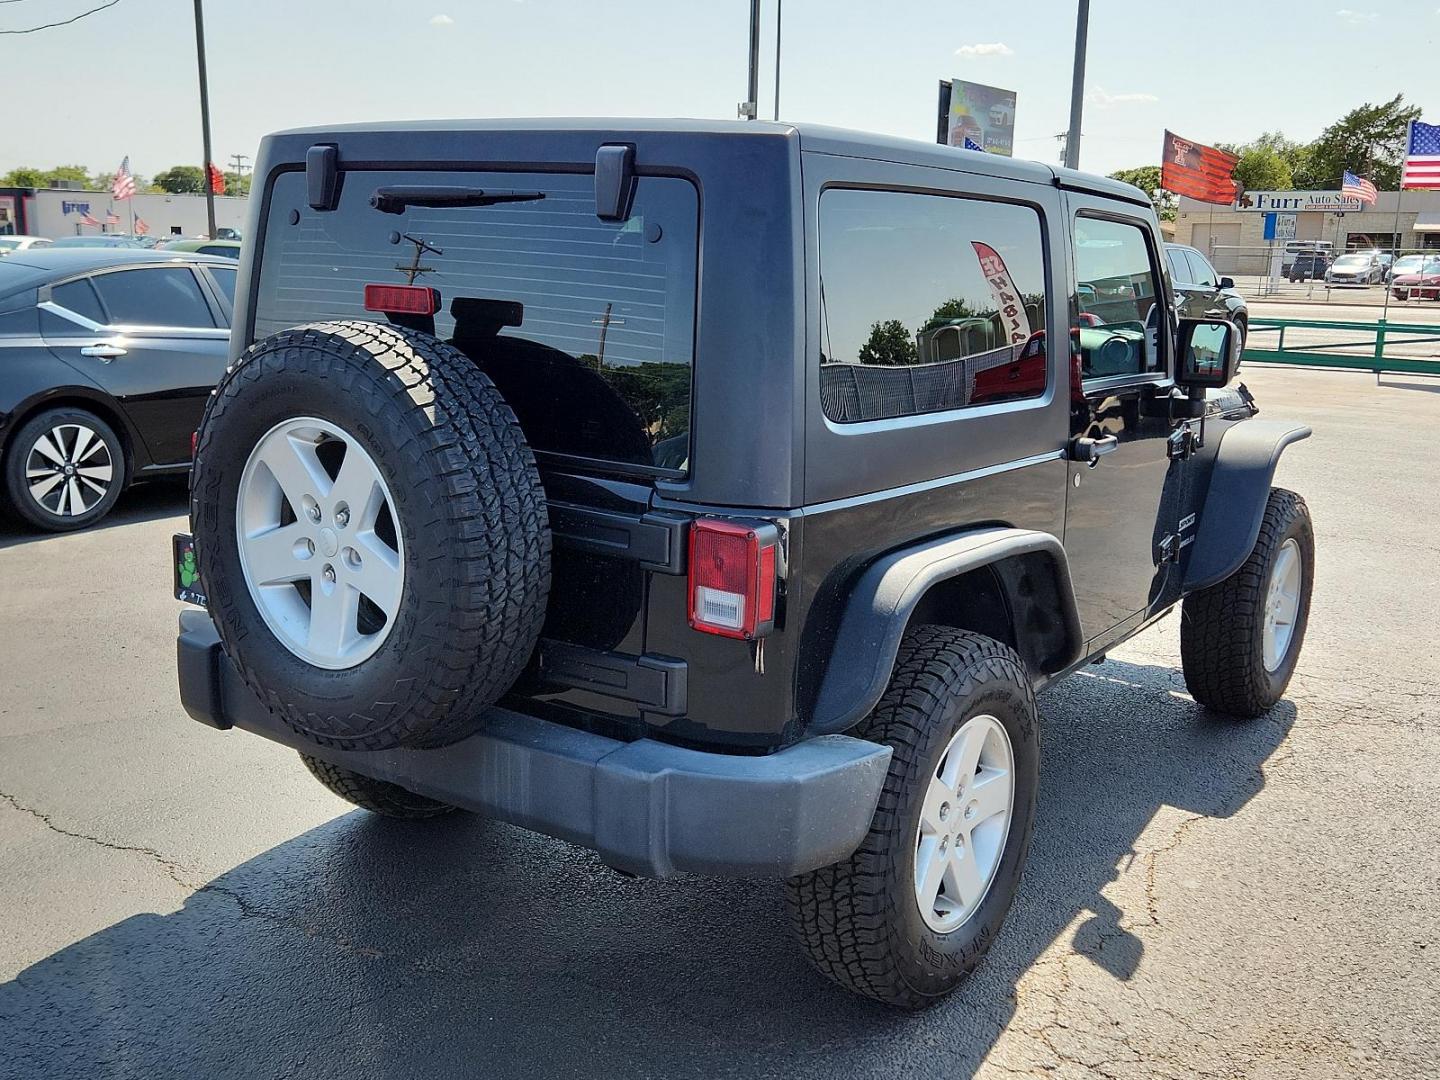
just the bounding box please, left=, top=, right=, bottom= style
left=1, top=366, right=1437, bottom=1079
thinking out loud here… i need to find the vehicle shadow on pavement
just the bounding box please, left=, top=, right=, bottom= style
left=0, top=660, right=1294, bottom=1080
left=0, top=480, right=187, bottom=550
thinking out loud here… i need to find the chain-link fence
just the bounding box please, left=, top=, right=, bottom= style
left=1206, top=244, right=1440, bottom=306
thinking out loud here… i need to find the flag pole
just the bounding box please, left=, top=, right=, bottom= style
left=1382, top=121, right=1412, bottom=325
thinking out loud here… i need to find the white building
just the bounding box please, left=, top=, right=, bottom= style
left=1174, top=189, right=1440, bottom=275
left=0, top=185, right=248, bottom=240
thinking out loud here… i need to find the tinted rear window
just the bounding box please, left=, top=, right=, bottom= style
left=93, top=267, right=216, bottom=328
left=254, top=169, right=699, bottom=474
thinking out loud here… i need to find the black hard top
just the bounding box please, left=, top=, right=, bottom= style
left=268, top=117, right=1150, bottom=207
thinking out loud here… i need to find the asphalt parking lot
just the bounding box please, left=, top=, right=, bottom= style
left=1, top=365, right=1436, bottom=1079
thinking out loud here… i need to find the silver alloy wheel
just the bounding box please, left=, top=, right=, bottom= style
left=1263, top=537, right=1302, bottom=672
left=914, top=713, right=1015, bottom=934
left=236, top=417, right=404, bottom=670
left=24, top=422, right=114, bottom=517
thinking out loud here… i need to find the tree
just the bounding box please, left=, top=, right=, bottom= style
left=1, top=166, right=46, bottom=187
left=1232, top=146, right=1293, bottom=192
left=1298, top=94, right=1420, bottom=190
left=223, top=171, right=252, bottom=197
left=1107, top=166, right=1177, bottom=221
left=152, top=165, right=205, bottom=194
left=45, top=164, right=89, bottom=186
left=857, top=319, right=917, bottom=366
left=921, top=297, right=979, bottom=333
left=2, top=164, right=90, bottom=188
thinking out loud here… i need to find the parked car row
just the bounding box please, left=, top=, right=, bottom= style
left=0, top=249, right=236, bottom=531
left=1391, top=255, right=1440, bottom=300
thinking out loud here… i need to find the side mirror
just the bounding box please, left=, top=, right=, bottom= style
left=1177, top=317, right=1238, bottom=389
left=1218, top=276, right=1235, bottom=290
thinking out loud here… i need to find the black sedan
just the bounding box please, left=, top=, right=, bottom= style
left=0, top=249, right=235, bottom=531
left=1163, top=242, right=1248, bottom=350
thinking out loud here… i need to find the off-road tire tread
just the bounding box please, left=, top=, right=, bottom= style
left=299, top=754, right=457, bottom=819
left=193, top=320, right=550, bottom=750
left=1181, top=487, right=1311, bottom=718
left=784, top=626, right=1034, bottom=1009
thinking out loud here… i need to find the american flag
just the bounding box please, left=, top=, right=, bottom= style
left=79, top=212, right=100, bottom=227
left=1342, top=170, right=1377, bottom=205
left=962, top=136, right=984, bottom=151
left=105, top=210, right=120, bottom=225
left=111, top=155, right=136, bottom=200
left=133, top=217, right=150, bottom=236
left=1401, top=120, right=1440, bottom=190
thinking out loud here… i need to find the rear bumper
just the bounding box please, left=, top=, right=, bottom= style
left=177, top=610, right=891, bottom=878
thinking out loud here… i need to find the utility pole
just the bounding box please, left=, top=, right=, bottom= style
left=228, top=152, right=250, bottom=196
left=739, top=0, right=760, bottom=119
left=1064, top=0, right=1089, bottom=170
left=193, top=0, right=217, bottom=239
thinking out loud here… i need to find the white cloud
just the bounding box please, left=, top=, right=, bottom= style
left=1335, top=8, right=1378, bottom=23
left=429, top=13, right=454, bottom=25
left=1087, top=86, right=1160, bottom=108
left=955, top=42, right=1013, bottom=57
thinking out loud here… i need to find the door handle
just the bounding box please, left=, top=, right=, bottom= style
left=1071, top=434, right=1119, bottom=465
left=80, top=344, right=126, bottom=361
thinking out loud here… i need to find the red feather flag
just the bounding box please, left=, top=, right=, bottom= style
left=207, top=163, right=225, bottom=195
left=1161, top=130, right=1239, bottom=205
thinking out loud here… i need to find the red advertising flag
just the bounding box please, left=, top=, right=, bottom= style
left=207, top=163, right=226, bottom=195
left=971, top=241, right=1033, bottom=347
left=1160, top=130, right=1239, bottom=205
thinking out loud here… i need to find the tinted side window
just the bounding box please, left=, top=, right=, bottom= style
left=92, top=267, right=215, bottom=328
left=206, top=266, right=237, bottom=307
left=51, top=278, right=106, bottom=325
left=818, top=189, right=1048, bottom=422
left=1165, top=248, right=1190, bottom=283
left=1185, top=250, right=1218, bottom=287
left=199, top=245, right=238, bottom=258
left=1073, top=216, right=1163, bottom=380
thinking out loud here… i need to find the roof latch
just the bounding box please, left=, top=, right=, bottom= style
left=306, top=144, right=340, bottom=211
left=594, top=144, right=636, bottom=222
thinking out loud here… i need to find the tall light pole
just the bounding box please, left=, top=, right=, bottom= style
left=193, top=0, right=217, bottom=238
left=1064, top=0, right=1089, bottom=170
left=738, top=0, right=760, bottom=119
left=772, top=0, right=782, bottom=121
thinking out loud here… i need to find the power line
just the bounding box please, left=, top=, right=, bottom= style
left=0, top=0, right=121, bottom=33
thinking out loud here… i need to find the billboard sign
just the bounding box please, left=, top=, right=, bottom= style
left=937, top=79, right=1016, bottom=157
left=1238, top=190, right=1360, bottom=213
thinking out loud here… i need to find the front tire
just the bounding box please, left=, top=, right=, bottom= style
left=785, top=626, right=1039, bottom=1009
left=299, top=754, right=457, bottom=820
left=1181, top=488, right=1313, bottom=718
left=2, top=408, right=126, bottom=532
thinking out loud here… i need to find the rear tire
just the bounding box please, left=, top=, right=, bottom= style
left=192, top=321, right=551, bottom=751
left=299, top=754, right=457, bottom=820
left=785, top=626, right=1039, bottom=1009
left=1181, top=488, right=1313, bottom=718
left=2, top=408, right=126, bottom=532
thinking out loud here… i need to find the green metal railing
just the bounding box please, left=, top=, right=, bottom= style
left=1242, top=317, right=1440, bottom=377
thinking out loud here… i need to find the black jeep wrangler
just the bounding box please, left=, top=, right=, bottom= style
left=175, top=120, right=1314, bottom=1009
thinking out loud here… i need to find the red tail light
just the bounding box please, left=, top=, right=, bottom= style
left=191, top=430, right=199, bottom=458
left=363, top=283, right=439, bottom=315
left=688, top=519, right=780, bottom=639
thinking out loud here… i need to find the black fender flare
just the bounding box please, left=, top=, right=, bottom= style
left=1182, top=418, right=1312, bottom=593
left=808, top=528, right=1083, bottom=736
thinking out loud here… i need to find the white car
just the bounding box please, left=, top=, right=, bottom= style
left=0, top=235, right=52, bottom=256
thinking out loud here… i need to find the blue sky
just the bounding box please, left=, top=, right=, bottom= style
left=4, top=0, right=1438, bottom=180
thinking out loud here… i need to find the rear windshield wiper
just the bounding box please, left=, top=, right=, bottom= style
left=369, top=186, right=546, bottom=215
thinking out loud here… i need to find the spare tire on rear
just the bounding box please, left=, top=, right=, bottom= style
left=191, top=320, right=551, bottom=751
